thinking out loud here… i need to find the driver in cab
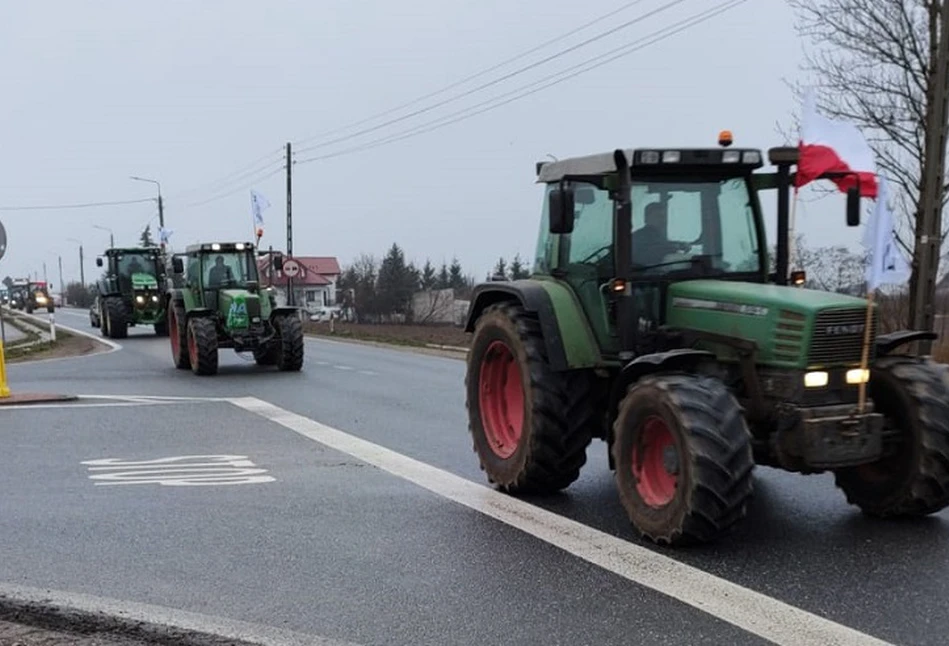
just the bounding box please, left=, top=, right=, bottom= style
left=632, top=201, right=688, bottom=268
left=207, top=256, right=234, bottom=287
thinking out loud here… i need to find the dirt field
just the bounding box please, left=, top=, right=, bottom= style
left=304, top=321, right=470, bottom=348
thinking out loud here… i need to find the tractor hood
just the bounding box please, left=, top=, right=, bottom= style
left=665, top=280, right=873, bottom=369
left=219, top=289, right=262, bottom=330
left=667, top=280, right=868, bottom=314
left=131, top=272, right=159, bottom=290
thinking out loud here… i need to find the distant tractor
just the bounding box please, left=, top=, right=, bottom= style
left=166, top=242, right=304, bottom=376
left=463, top=138, right=949, bottom=546
left=23, top=280, right=54, bottom=314
left=93, top=247, right=168, bottom=338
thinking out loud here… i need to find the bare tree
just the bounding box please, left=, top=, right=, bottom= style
left=786, top=0, right=949, bottom=328
left=794, top=235, right=868, bottom=293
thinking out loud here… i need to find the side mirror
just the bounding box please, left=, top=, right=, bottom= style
left=273, top=254, right=284, bottom=271
left=846, top=187, right=860, bottom=226
left=172, top=257, right=184, bottom=274
left=96, top=257, right=103, bottom=267
left=549, top=184, right=576, bottom=235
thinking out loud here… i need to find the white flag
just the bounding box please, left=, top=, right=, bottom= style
left=864, top=175, right=910, bottom=291
left=158, top=226, right=173, bottom=244
left=250, top=189, right=271, bottom=229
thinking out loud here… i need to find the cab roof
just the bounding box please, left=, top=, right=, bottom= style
left=536, top=147, right=764, bottom=184
left=184, top=242, right=257, bottom=254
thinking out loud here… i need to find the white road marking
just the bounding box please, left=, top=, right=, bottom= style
left=0, top=581, right=362, bottom=646
left=229, top=396, right=892, bottom=646
left=80, top=454, right=275, bottom=486
left=333, top=364, right=353, bottom=370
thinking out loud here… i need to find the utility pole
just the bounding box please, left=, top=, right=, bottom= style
left=286, top=141, right=294, bottom=306
left=58, top=255, right=64, bottom=305
left=910, top=1, right=949, bottom=352
left=79, top=244, right=85, bottom=288
left=43, top=261, right=47, bottom=283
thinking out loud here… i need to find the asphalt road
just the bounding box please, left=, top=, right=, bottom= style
left=2, top=307, right=947, bottom=646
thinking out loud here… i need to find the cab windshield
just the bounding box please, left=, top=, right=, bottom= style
left=200, top=251, right=257, bottom=289
left=117, top=253, right=159, bottom=277
left=562, top=176, right=763, bottom=277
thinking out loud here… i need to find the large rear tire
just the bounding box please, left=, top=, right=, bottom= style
left=274, top=313, right=304, bottom=371
left=612, top=373, right=755, bottom=546
left=104, top=297, right=127, bottom=339
left=465, top=301, right=596, bottom=494
left=834, top=356, right=949, bottom=516
left=168, top=305, right=189, bottom=370
left=187, top=316, right=218, bottom=376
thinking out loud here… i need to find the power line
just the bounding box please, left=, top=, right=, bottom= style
left=293, top=0, right=690, bottom=156
left=297, top=0, right=745, bottom=167
left=174, top=165, right=284, bottom=210
left=0, top=197, right=155, bottom=211
left=164, top=147, right=284, bottom=201
left=292, top=0, right=650, bottom=146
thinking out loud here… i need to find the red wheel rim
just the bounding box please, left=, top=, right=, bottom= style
left=478, top=340, right=524, bottom=459
left=170, top=310, right=180, bottom=359
left=632, top=415, right=678, bottom=507
left=187, top=321, right=197, bottom=366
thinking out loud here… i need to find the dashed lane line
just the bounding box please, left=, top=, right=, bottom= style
left=229, top=395, right=893, bottom=646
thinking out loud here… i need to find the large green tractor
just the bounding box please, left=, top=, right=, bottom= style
left=464, top=141, right=949, bottom=546
left=94, top=247, right=168, bottom=338
left=166, top=241, right=304, bottom=376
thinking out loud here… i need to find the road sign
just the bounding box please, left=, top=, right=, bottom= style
left=0, top=219, right=6, bottom=261
left=282, top=258, right=301, bottom=277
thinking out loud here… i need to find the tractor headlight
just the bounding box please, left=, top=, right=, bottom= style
left=804, top=371, right=829, bottom=388
left=136, top=295, right=145, bottom=304
left=723, top=150, right=741, bottom=163
left=36, top=295, right=47, bottom=303
left=846, top=369, right=870, bottom=384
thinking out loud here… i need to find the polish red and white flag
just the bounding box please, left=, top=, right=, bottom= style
left=795, top=91, right=878, bottom=198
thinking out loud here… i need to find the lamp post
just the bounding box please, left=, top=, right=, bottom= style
left=93, top=225, right=114, bottom=247
left=130, top=176, right=163, bottom=245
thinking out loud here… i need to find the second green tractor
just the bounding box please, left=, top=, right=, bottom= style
left=166, top=241, right=304, bottom=376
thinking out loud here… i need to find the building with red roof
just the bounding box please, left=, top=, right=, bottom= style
left=257, top=254, right=341, bottom=312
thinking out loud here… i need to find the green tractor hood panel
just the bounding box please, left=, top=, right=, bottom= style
left=131, top=272, right=159, bottom=290
left=665, top=280, right=873, bottom=369
left=219, top=289, right=261, bottom=330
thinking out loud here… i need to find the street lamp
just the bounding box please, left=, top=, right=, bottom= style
left=93, top=225, right=114, bottom=247
left=130, top=175, right=164, bottom=233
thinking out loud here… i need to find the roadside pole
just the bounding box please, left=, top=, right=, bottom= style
left=49, top=310, right=56, bottom=343
left=0, top=219, right=8, bottom=397
left=285, top=142, right=294, bottom=306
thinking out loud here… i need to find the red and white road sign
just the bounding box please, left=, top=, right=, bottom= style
left=281, top=258, right=301, bottom=277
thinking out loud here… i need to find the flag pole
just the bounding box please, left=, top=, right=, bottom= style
left=857, top=289, right=876, bottom=413
left=787, top=187, right=800, bottom=274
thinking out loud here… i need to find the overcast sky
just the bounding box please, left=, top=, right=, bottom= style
left=0, top=0, right=858, bottom=286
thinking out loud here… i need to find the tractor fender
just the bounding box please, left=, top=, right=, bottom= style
left=465, top=280, right=597, bottom=371
left=607, top=349, right=717, bottom=427
left=271, top=306, right=301, bottom=319
left=875, top=330, right=938, bottom=357
left=185, top=307, right=215, bottom=320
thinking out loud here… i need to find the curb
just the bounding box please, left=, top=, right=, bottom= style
left=0, top=393, right=78, bottom=406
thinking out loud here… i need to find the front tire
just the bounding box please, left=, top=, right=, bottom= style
left=187, top=316, right=218, bottom=376
left=612, top=373, right=755, bottom=546
left=168, top=304, right=189, bottom=370
left=834, top=356, right=949, bottom=517
left=104, top=297, right=127, bottom=339
left=274, top=313, right=304, bottom=371
left=465, top=302, right=596, bottom=494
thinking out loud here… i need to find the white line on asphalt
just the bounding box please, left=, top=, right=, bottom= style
left=0, top=582, right=362, bottom=646
left=0, top=401, right=177, bottom=411
left=229, top=396, right=893, bottom=646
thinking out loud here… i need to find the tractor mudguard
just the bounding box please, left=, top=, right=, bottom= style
left=465, top=279, right=599, bottom=371
left=608, top=349, right=716, bottom=423
left=271, top=307, right=301, bottom=319
left=875, top=330, right=938, bottom=357
left=185, top=307, right=215, bottom=319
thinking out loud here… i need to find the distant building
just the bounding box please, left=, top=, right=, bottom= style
left=257, top=254, right=341, bottom=314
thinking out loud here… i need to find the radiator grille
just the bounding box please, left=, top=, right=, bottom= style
left=773, top=309, right=806, bottom=362
left=809, top=307, right=876, bottom=366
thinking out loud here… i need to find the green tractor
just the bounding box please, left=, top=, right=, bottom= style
left=464, top=140, right=949, bottom=546
left=166, top=241, right=304, bottom=376
left=94, top=247, right=168, bottom=338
